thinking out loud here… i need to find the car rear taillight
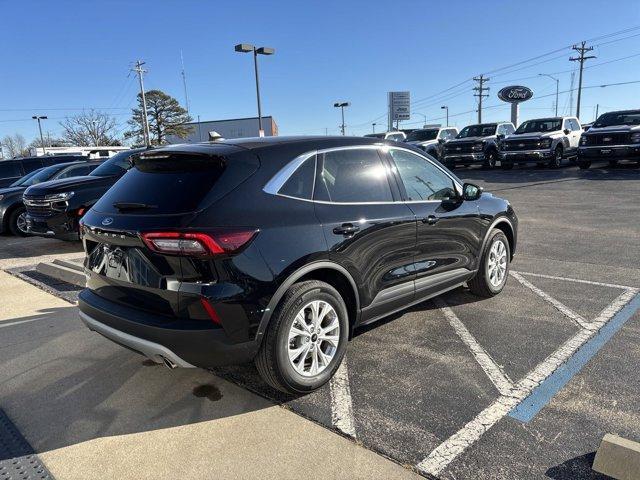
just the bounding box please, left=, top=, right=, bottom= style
left=140, top=230, right=258, bottom=256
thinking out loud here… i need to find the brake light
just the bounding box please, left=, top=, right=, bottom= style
left=140, top=230, right=257, bottom=256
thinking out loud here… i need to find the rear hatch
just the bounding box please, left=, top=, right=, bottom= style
left=81, top=144, right=260, bottom=318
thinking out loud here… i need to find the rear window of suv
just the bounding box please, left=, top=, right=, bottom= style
left=92, top=149, right=260, bottom=215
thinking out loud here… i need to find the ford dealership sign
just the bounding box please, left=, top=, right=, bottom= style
left=497, top=85, right=533, bottom=103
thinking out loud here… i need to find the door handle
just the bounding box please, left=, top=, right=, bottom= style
left=422, top=215, right=439, bottom=225
left=333, top=223, right=360, bottom=236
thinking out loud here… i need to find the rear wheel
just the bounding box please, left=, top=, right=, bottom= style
left=468, top=229, right=510, bottom=297
left=578, top=158, right=591, bottom=169
left=255, top=280, right=349, bottom=394
left=8, top=207, right=29, bottom=237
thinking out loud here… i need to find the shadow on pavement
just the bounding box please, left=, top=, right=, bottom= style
left=545, top=452, right=611, bottom=479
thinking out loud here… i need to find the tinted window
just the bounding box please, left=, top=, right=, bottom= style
left=593, top=111, right=640, bottom=128
left=14, top=164, right=65, bottom=186
left=91, top=150, right=136, bottom=177
left=315, top=149, right=393, bottom=203
left=278, top=156, right=315, bottom=200
left=515, top=118, right=562, bottom=134
left=56, top=164, right=91, bottom=179
left=0, top=162, right=22, bottom=178
left=406, top=129, right=438, bottom=142
left=389, top=149, right=456, bottom=201
left=22, top=158, right=43, bottom=173
left=387, top=133, right=404, bottom=141
left=504, top=124, right=515, bottom=134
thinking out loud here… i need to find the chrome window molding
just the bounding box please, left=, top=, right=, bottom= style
left=263, top=144, right=462, bottom=205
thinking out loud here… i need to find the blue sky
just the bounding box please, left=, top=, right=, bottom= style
left=1, top=0, right=640, bottom=142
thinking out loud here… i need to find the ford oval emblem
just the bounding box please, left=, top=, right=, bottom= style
left=102, top=217, right=114, bottom=226
left=497, top=85, right=533, bottom=104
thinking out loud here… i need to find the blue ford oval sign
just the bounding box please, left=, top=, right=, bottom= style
left=497, top=85, right=533, bottom=103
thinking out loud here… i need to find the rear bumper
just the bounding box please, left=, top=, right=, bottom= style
left=78, top=289, right=259, bottom=368
left=25, top=212, right=79, bottom=241
left=578, top=145, right=640, bottom=160
left=499, top=149, right=554, bottom=163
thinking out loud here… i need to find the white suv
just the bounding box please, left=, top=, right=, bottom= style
left=405, top=127, right=459, bottom=159
left=364, top=131, right=406, bottom=142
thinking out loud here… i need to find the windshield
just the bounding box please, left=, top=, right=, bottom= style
left=515, top=118, right=562, bottom=134
left=593, top=111, right=640, bottom=128
left=11, top=164, right=64, bottom=186
left=457, top=124, right=497, bottom=138
left=406, top=129, right=438, bottom=142
left=90, top=149, right=136, bottom=177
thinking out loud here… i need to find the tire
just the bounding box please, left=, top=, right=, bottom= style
left=255, top=280, right=349, bottom=394
left=549, top=145, right=563, bottom=168
left=8, top=207, right=29, bottom=237
left=578, top=158, right=591, bottom=169
left=501, top=161, right=513, bottom=170
left=468, top=229, right=510, bottom=297
left=483, top=150, right=497, bottom=169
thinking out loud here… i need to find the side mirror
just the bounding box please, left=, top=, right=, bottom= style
left=496, top=133, right=505, bottom=140
left=438, top=138, right=445, bottom=144
left=462, top=182, right=483, bottom=201
left=563, top=129, right=571, bottom=135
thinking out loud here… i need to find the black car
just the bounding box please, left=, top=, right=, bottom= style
left=0, top=161, right=102, bottom=236
left=442, top=122, right=515, bottom=169
left=24, top=149, right=145, bottom=240
left=77, top=137, right=518, bottom=394
left=577, top=109, right=640, bottom=169
left=0, top=155, right=88, bottom=188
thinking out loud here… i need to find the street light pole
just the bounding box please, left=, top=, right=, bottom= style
left=415, top=113, right=427, bottom=127
left=333, top=102, right=350, bottom=136
left=372, top=123, right=377, bottom=133
left=235, top=44, right=275, bottom=137
left=32, top=116, right=47, bottom=155
left=440, top=106, right=449, bottom=126
left=538, top=73, right=559, bottom=117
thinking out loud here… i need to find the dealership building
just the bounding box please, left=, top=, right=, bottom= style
left=166, top=116, right=278, bottom=144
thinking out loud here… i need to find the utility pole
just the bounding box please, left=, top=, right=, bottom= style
left=568, top=71, right=576, bottom=116
left=570, top=41, right=596, bottom=120
left=595, top=103, right=599, bottom=121
left=133, top=60, right=151, bottom=146
left=31, top=116, right=47, bottom=155
left=440, top=106, right=449, bottom=126
left=334, top=102, right=350, bottom=136
left=372, top=123, right=376, bottom=133
left=473, top=75, right=490, bottom=123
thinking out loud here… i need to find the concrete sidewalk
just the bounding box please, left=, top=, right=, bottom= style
left=0, top=271, right=420, bottom=480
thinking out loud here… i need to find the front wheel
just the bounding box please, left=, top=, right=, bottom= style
left=255, top=280, right=349, bottom=394
left=483, top=150, right=497, bottom=169
left=468, top=229, right=510, bottom=297
left=8, top=207, right=29, bottom=237
left=549, top=145, right=563, bottom=168
left=578, top=158, right=591, bottom=170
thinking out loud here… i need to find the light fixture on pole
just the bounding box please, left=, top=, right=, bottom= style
left=440, top=106, right=449, bottom=126
left=372, top=123, right=377, bottom=133
left=538, top=73, right=559, bottom=117
left=334, top=102, right=350, bottom=136
left=235, top=43, right=275, bottom=137
left=415, top=113, right=427, bottom=128
left=32, top=116, right=48, bottom=155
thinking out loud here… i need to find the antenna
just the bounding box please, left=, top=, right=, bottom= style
left=180, top=50, right=190, bottom=114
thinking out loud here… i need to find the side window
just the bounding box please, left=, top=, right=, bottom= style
left=389, top=149, right=456, bottom=201
left=448, top=129, right=458, bottom=139
left=438, top=129, right=447, bottom=140
left=278, top=155, right=316, bottom=200
left=315, top=149, right=393, bottom=203
left=571, top=119, right=581, bottom=131
left=563, top=119, right=572, bottom=131
left=22, top=158, right=43, bottom=173
left=505, top=124, right=515, bottom=135
left=56, top=165, right=90, bottom=179
left=0, top=162, right=22, bottom=178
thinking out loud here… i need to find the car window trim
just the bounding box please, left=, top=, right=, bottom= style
left=264, top=144, right=461, bottom=205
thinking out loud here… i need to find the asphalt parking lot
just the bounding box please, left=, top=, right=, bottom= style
left=0, top=159, right=638, bottom=479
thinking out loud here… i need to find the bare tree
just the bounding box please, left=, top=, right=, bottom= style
left=60, top=110, right=121, bottom=146
left=1, top=133, right=29, bottom=158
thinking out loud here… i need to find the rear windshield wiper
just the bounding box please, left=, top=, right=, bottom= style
left=112, top=202, right=157, bottom=211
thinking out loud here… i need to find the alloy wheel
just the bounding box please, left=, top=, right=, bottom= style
left=287, top=300, right=340, bottom=377
left=16, top=212, right=28, bottom=234
left=487, top=240, right=507, bottom=287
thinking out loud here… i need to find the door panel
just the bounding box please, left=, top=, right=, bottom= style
left=385, top=148, right=483, bottom=298
left=313, top=148, right=417, bottom=322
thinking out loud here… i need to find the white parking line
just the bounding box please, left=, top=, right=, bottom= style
left=511, top=270, right=636, bottom=290
left=417, top=275, right=639, bottom=477
left=435, top=298, right=514, bottom=396
left=0, top=318, right=43, bottom=329
left=329, top=357, right=357, bottom=438
left=510, top=272, right=592, bottom=330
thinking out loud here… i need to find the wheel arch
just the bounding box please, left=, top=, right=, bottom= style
left=2, top=202, right=25, bottom=232
left=481, top=217, right=515, bottom=261
left=257, top=261, right=361, bottom=341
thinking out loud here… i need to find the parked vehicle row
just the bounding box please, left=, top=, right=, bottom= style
left=366, top=108, right=640, bottom=170
left=0, top=154, right=89, bottom=188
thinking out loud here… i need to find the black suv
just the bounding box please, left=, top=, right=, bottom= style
left=442, top=122, right=515, bottom=169
left=23, top=149, right=145, bottom=240
left=0, top=161, right=101, bottom=236
left=77, top=137, right=518, bottom=394
left=577, top=109, right=640, bottom=168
